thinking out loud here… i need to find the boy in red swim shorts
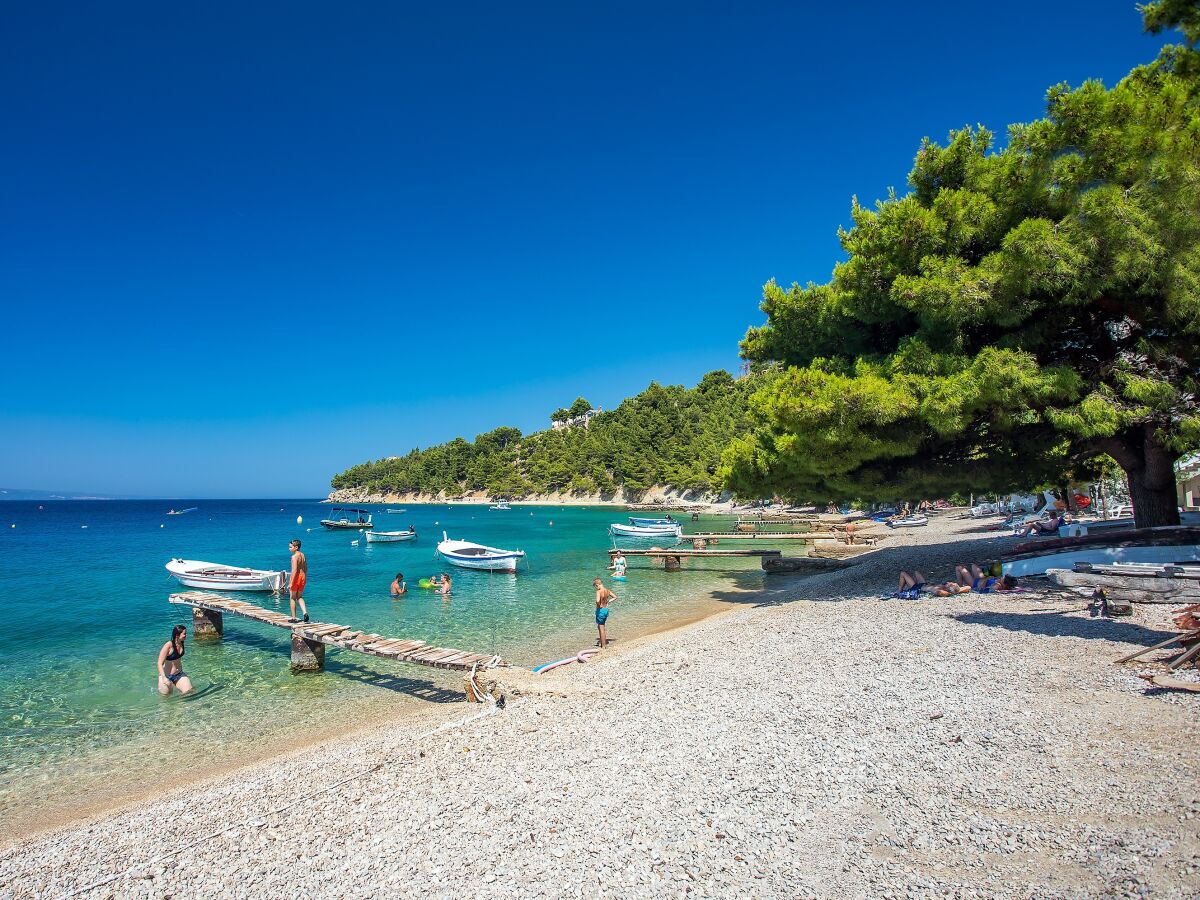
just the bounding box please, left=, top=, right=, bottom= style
left=288, top=539, right=309, bottom=623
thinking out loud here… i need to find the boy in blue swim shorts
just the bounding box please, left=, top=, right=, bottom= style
left=593, top=578, right=616, bottom=649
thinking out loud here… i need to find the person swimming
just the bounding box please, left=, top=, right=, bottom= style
left=157, top=624, right=193, bottom=695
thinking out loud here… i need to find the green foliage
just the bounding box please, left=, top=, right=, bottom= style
left=724, top=10, right=1200, bottom=525
left=331, top=372, right=753, bottom=499
left=567, top=397, right=593, bottom=418
left=550, top=408, right=570, bottom=423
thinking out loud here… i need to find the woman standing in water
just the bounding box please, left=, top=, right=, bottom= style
left=157, top=625, right=193, bottom=695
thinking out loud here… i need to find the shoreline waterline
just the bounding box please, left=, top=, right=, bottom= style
left=0, top=568, right=766, bottom=847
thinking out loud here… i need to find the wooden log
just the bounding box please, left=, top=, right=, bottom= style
left=191, top=606, right=223, bottom=638
left=290, top=633, right=325, bottom=672
left=1149, top=674, right=1200, bottom=692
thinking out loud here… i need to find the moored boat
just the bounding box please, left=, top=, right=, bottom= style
left=320, top=507, right=373, bottom=529
left=365, top=529, right=417, bottom=543
left=436, top=532, right=525, bottom=572
left=887, top=515, right=928, bottom=528
left=166, top=507, right=198, bottom=516
left=165, top=558, right=286, bottom=592
left=1002, top=526, right=1200, bottom=577
left=609, top=520, right=683, bottom=538
left=490, top=499, right=512, bottom=510
left=629, top=516, right=676, bottom=527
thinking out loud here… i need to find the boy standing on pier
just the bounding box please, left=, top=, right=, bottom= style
left=593, top=578, right=616, bottom=649
left=288, top=539, right=309, bottom=623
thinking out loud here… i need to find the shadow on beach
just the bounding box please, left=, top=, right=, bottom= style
left=951, top=609, right=1180, bottom=647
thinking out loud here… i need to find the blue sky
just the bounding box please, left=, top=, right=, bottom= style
left=0, top=1, right=1171, bottom=497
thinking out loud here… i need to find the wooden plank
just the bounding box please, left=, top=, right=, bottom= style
left=1149, top=674, right=1200, bottom=692
left=1116, top=632, right=1190, bottom=663
left=1168, top=643, right=1200, bottom=671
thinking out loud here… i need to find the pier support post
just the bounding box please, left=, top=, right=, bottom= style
left=692, top=538, right=708, bottom=550
left=192, top=607, right=223, bottom=639
left=290, top=634, right=325, bottom=672
left=663, top=554, right=681, bottom=571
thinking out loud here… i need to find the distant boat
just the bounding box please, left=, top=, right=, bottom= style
left=610, top=520, right=683, bottom=538
left=365, top=529, right=417, bottom=543
left=386, top=508, right=407, bottom=514
left=887, top=515, right=928, bottom=528
left=490, top=499, right=511, bottom=510
left=166, top=507, right=198, bottom=516
left=437, top=532, right=525, bottom=572
left=320, top=507, right=373, bottom=529
left=165, top=558, right=285, bottom=592
left=1002, top=526, right=1200, bottom=577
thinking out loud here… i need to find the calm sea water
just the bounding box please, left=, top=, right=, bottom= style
left=0, top=500, right=769, bottom=836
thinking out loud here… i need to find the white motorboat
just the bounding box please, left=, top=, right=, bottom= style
left=609, top=520, right=683, bottom=538
left=490, top=499, right=512, bottom=510
left=1002, top=526, right=1200, bottom=577
left=887, top=515, right=928, bottom=528
left=436, top=532, right=525, bottom=572
left=165, top=558, right=286, bottom=592
left=386, top=508, right=407, bottom=514
left=365, top=529, right=417, bottom=543
left=321, top=507, right=373, bottom=529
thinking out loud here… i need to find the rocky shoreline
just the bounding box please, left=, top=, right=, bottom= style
left=3, top=514, right=1198, bottom=897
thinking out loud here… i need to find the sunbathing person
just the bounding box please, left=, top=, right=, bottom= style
left=898, top=570, right=926, bottom=592
left=1015, top=513, right=1064, bottom=537
left=956, top=563, right=997, bottom=591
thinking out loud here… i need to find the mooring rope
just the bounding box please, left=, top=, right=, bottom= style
left=62, top=696, right=502, bottom=897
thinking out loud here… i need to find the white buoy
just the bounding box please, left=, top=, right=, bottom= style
left=160, top=523, right=164, bottom=528
left=296, top=515, right=303, bottom=525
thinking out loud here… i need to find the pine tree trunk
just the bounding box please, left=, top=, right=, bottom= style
left=1101, top=429, right=1180, bottom=529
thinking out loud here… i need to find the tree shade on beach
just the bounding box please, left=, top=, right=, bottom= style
left=722, top=4, right=1200, bottom=528
left=332, top=371, right=752, bottom=499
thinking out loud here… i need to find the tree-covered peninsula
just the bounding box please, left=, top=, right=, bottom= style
left=331, top=371, right=752, bottom=500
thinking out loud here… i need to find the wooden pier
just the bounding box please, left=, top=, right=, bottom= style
left=684, top=531, right=864, bottom=541
left=608, top=547, right=782, bottom=571
left=169, top=591, right=505, bottom=674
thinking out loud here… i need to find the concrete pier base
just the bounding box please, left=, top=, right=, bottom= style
left=290, top=634, right=325, bottom=672
left=663, top=555, right=681, bottom=571
left=192, top=606, right=223, bottom=638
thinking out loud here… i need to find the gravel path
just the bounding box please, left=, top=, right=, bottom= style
left=3, top=514, right=1198, bottom=898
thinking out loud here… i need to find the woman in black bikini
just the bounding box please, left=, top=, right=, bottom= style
left=157, top=624, right=194, bottom=695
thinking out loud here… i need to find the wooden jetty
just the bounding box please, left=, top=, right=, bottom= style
left=169, top=591, right=505, bottom=675
left=684, top=531, right=863, bottom=541
left=609, top=547, right=781, bottom=571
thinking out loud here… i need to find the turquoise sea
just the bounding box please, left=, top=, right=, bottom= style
left=0, top=500, right=772, bottom=838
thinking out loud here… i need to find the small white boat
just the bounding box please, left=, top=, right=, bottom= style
left=166, top=507, right=198, bottom=516
left=165, top=558, right=285, bottom=592
left=609, top=521, right=683, bottom=538
left=436, top=532, right=525, bottom=572
left=887, top=515, right=928, bottom=528
left=490, top=499, right=512, bottom=510
left=321, top=507, right=373, bottom=529
left=386, top=508, right=407, bottom=514
left=365, top=529, right=417, bottom=543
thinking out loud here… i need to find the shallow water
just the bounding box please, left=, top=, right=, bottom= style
left=0, top=500, right=774, bottom=837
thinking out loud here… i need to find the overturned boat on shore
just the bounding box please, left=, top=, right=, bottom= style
left=1001, top=526, right=1200, bottom=578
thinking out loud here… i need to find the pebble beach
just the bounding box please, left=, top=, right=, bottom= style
left=3, top=514, right=1198, bottom=898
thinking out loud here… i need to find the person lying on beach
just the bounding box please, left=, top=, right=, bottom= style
left=157, top=625, right=193, bottom=696
left=390, top=572, right=406, bottom=596
left=1015, top=513, right=1064, bottom=537
left=891, top=570, right=927, bottom=599
left=955, top=563, right=998, bottom=592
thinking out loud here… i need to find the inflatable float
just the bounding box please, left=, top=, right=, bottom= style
left=533, top=647, right=601, bottom=674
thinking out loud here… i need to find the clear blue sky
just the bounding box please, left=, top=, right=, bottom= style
left=0, top=1, right=1170, bottom=497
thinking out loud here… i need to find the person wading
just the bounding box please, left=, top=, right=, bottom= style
left=593, top=578, right=616, bottom=648
left=157, top=624, right=194, bottom=695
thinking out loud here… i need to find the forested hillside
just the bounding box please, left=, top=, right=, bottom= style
left=330, top=371, right=752, bottom=499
